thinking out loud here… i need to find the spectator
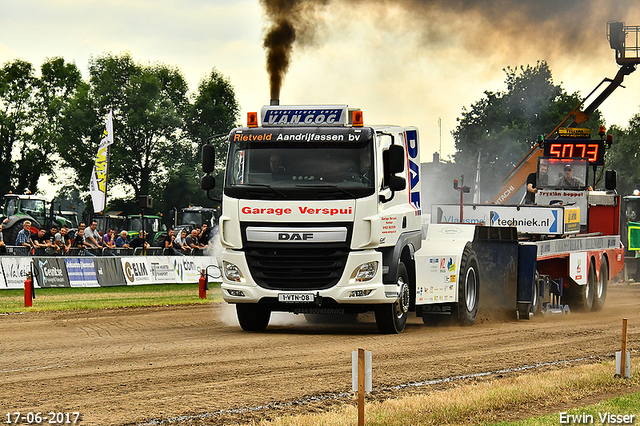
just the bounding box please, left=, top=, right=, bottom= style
left=185, top=229, right=205, bottom=253
left=199, top=223, right=211, bottom=246
left=42, top=223, right=61, bottom=254
left=84, top=220, right=102, bottom=249
left=31, top=228, right=57, bottom=254
left=0, top=223, right=5, bottom=254
left=174, top=229, right=189, bottom=253
left=130, top=230, right=150, bottom=252
left=163, top=229, right=177, bottom=253
left=55, top=225, right=71, bottom=254
left=102, top=227, right=116, bottom=248
left=115, top=231, right=131, bottom=248
left=72, top=228, right=87, bottom=249
left=15, top=221, right=33, bottom=248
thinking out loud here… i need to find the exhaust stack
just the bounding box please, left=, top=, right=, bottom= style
left=270, top=99, right=280, bottom=106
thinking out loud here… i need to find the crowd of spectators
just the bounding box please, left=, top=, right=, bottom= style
left=0, top=220, right=214, bottom=257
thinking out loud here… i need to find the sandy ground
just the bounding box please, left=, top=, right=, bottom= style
left=1, top=282, right=639, bottom=425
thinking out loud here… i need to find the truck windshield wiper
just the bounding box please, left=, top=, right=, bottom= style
left=241, top=183, right=288, bottom=198
left=295, top=184, right=356, bottom=198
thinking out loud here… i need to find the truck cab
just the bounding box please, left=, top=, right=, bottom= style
left=203, top=105, right=421, bottom=333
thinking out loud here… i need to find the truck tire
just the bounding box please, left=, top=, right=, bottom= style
left=571, top=259, right=595, bottom=312
left=236, top=304, right=271, bottom=331
left=457, top=244, right=479, bottom=326
left=375, top=262, right=410, bottom=334
left=592, top=259, right=608, bottom=312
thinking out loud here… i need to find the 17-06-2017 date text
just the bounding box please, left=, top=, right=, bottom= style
left=5, top=412, right=81, bottom=424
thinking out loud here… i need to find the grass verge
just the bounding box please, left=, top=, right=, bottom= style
left=250, top=361, right=639, bottom=426
left=0, top=282, right=222, bottom=313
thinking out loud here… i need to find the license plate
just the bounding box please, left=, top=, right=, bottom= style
left=278, top=293, right=314, bottom=303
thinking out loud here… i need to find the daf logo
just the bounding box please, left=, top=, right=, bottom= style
left=278, top=232, right=313, bottom=241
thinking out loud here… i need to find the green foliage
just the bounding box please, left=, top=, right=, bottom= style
left=606, top=115, right=640, bottom=195
left=0, top=57, right=82, bottom=196
left=51, top=54, right=239, bottom=218
left=452, top=61, right=602, bottom=201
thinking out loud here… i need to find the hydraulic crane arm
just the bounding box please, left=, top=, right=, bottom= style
left=491, top=22, right=640, bottom=205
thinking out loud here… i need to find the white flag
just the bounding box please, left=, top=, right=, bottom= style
left=473, top=151, right=481, bottom=204
left=89, top=110, right=113, bottom=212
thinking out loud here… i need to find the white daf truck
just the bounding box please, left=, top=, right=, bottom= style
left=201, top=104, right=543, bottom=333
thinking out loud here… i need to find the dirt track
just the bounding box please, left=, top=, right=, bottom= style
left=1, top=282, right=639, bottom=426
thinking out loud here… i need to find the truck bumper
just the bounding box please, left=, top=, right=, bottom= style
left=220, top=249, right=400, bottom=308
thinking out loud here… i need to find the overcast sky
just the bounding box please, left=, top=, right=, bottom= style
left=2, top=0, right=640, bottom=164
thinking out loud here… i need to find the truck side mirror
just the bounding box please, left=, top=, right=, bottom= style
left=388, top=145, right=405, bottom=173
left=389, top=175, right=406, bottom=192
left=202, top=144, right=216, bottom=173
left=201, top=175, right=216, bottom=191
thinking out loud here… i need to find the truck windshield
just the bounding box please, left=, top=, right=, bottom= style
left=182, top=212, right=203, bottom=227
left=224, top=127, right=375, bottom=200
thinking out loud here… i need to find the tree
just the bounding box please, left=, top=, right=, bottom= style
left=452, top=61, right=601, bottom=201
left=0, top=59, right=36, bottom=195
left=0, top=58, right=81, bottom=196
left=607, top=116, right=640, bottom=195
left=162, top=68, right=240, bottom=209
left=57, top=53, right=191, bottom=212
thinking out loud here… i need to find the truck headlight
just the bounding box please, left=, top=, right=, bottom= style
left=223, top=261, right=244, bottom=283
left=350, top=261, right=378, bottom=282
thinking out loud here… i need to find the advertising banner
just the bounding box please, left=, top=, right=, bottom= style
left=148, top=257, right=180, bottom=283
left=171, top=256, right=218, bottom=284
left=32, top=257, right=70, bottom=288
left=65, top=257, right=99, bottom=287
left=431, top=204, right=568, bottom=235
left=94, top=257, right=127, bottom=287
left=121, top=257, right=152, bottom=285
left=1, top=257, right=33, bottom=289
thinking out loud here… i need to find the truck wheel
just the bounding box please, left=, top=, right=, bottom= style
left=592, top=259, right=608, bottom=312
left=236, top=304, right=271, bottom=331
left=375, top=262, right=410, bottom=334
left=571, top=259, right=595, bottom=312
left=457, top=245, right=479, bottom=326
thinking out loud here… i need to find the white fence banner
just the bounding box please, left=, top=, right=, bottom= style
left=1, top=257, right=33, bottom=289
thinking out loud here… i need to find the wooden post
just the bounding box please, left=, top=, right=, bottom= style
left=621, top=318, right=628, bottom=378
left=358, top=348, right=365, bottom=426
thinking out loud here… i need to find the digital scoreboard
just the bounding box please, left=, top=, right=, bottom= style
left=543, top=139, right=606, bottom=165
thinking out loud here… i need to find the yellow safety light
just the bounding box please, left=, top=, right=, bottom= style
left=352, top=110, right=364, bottom=127
left=598, top=126, right=606, bottom=137
left=247, top=112, right=258, bottom=128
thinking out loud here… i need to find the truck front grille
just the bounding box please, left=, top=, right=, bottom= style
left=245, top=247, right=348, bottom=290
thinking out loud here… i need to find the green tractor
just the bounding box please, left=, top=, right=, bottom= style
left=93, top=212, right=167, bottom=247
left=126, top=213, right=168, bottom=247
left=622, top=193, right=640, bottom=280
left=1, top=194, right=75, bottom=245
